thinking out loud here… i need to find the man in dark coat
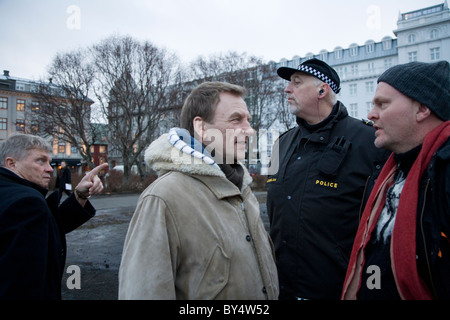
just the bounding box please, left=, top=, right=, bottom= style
left=342, top=61, right=450, bottom=300
left=0, top=134, right=107, bottom=299
left=55, top=160, right=72, bottom=202
left=267, top=59, right=389, bottom=300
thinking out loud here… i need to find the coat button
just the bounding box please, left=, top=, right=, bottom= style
left=246, top=235, right=252, bottom=242
left=262, top=286, right=267, bottom=294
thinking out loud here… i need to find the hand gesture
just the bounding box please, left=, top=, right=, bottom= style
left=75, top=163, right=108, bottom=200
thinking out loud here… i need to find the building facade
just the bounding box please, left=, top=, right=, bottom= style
left=276, top=1, right=450, bottom=120
left=0, top=70, right=93, bottom=173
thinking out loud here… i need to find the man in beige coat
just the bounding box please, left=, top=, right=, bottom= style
left=119, top=82, right=279, bottom=300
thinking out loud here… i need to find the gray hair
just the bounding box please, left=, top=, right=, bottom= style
left=0, top=134, right=52, bottom=166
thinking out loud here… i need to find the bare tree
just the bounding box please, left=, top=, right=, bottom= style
left=91, top=35, right=179, bottom=179
left=33, top=49, right=101, bottom=169
left=273, top=76, right=297, bottom=131
left=189, top=51, right=261, bottom=82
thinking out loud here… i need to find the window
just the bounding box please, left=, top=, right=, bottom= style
left=99, top=145, right=106, bottom=153
left=365, top=81, right=374, bottom=94
left=430, top=47, right=440, bottom=61
left=334, top=47, right=343, bottom=59
left=366, top=102, right=374, bottom=115
left=366, top=41, right=375, bottom=53
left=58, top=144, right=66, bottom=154
left=382, top=38, right=392, bottom=50
left=0, top=118, right=7, bottom=130
left=368, top=62, right=375, bottom=73
left=384, top=58, right=393, bottom=69
left=349, top=103, right=358, bottom=117
left=430, top=29, right=439, bottom=40
left=16, top=99, right=25, bottom=112
left=351, top=64, right=359, bottom=76
left=350, top=44, right=358, bottom=57
left=408, top=34, right=416, bottom=44
left=408, top=51, right=418, bottom=62
left=349, top=84, right=357, bottom=96
left=71, top=146, right=78, bottom=154
left=31, top=101, right=40, bottom=111
left=31, top=121, right=38, bottom=133
left=16, top=119, right=25, bottom=132
left=0, top=97, right=7, bottom=109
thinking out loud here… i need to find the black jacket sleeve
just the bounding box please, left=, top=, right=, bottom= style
left=49, top=192, right=96, bottom=234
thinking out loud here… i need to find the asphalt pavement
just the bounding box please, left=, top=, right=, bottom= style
left=61, top=191, right=268, bottom=300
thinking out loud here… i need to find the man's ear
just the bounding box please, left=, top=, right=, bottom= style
left=193, top=116, right=205, bottom=140
left=416, top=103, right=432, bottom=123
left=4, top=157, right=16, bottom=170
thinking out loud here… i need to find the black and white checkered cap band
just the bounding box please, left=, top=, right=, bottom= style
left=298, top=65, right=341, bottom=94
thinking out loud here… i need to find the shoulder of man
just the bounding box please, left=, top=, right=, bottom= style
left=274, top=126, right=297, bottom=144
left=361, top=119, right=374, bottom=126
left=435, top=137, right=450, bottom=161
left=339, top=116, right=377, bottom=135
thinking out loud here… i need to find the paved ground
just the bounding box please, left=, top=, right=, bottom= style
left=61, top=191, right=268, bottom=300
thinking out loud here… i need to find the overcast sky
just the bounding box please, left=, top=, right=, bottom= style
left=0, top=0, right=443, bottom=80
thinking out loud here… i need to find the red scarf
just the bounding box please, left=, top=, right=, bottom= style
left=342, top=121, right=450, bottom=300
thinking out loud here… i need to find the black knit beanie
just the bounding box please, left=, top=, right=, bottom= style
left=378, top=61, right=450, bottom=121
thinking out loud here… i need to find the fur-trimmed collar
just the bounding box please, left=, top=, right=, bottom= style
left=144, top=128, right=253, bottom=190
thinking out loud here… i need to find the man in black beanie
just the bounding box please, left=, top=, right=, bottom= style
left=342, top=61, right=450, bottom=300
left=267, top=59, right=389, bottom=299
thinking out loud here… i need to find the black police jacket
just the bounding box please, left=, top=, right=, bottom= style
left=0, top=167, right=95, bottom=299
left=267, top=102, right=389, bottom=300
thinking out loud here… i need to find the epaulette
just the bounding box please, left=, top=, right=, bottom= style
left=361, top=119, right=374, bottom=126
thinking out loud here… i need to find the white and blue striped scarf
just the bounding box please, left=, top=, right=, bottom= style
left=167, top=128, right=220, bottom=170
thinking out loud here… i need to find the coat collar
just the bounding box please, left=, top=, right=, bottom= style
left=296, top=101, right=348, bottom=144
left=145, top=131, right=253, bottom=193
left=191, top=175, right=243, bottom=199
left=0, top=167, right=48, bottom=197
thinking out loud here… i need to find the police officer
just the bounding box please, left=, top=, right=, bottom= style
left=267, top=59, right=389, bottom=300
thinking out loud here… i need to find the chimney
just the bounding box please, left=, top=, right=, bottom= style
left=3, top=70, right=10, bottom=77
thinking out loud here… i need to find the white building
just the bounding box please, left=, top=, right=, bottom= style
left=276, top=1, right=450, bottom=120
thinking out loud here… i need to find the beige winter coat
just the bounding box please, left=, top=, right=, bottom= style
left=118, top=131, right=279, bottom=300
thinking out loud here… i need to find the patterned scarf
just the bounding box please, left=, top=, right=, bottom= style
left=167, top=127, right=219, bottom=169
left=342, top=121, right=450, bottom=300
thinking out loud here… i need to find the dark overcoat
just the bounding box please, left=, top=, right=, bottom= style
left=0, top=167, right=95, bottom=299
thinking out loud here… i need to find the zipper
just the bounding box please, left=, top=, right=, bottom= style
left=420, top=178, right=437, bottom=298
left=359, top=176, right=371, bottom=221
